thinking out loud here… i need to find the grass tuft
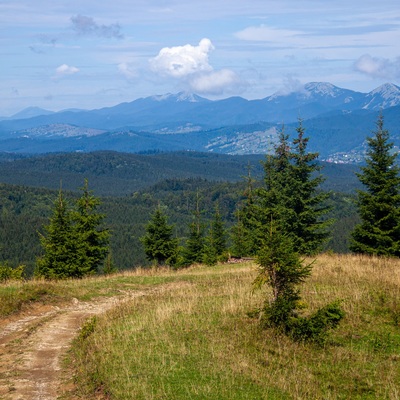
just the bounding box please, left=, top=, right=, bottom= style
left=63, top=255, right=400, bottom=399
left=3, top=256, right=399, bottom=399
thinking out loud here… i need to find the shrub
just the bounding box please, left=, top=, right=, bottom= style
left=288, top=301, right=345, bottom=344
left=0, top=263, right=25, bottom=282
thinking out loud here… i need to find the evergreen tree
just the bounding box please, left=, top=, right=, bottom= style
left=202, top=204, right=228, bottom=265
left=253, top=220, right=344, bottom=344
left=182, top=193, right=205, bottom=265
left=202, top=226, right=218, bottom=266
left=103, top=250, right=118, bottom=275
left=231, top=211, right=247, bottom=258
left=257, top=126, right=293, bottom=243
left=141, top=205, right=179, bottom=266
left=253, top=221, right=312, bottom=326
left=36, top=180, right=109, bottom=279
left=288, top=120, right=331, bottom=255
left=212, top=203, right=227, bottom=258
left=35, top=188, right=79, bottom=279
left=257, top=122, right=330, bottom=255
left=73, top=179, right=110, bottom=275
left=350, top=115, right=400, bottom=256
left=231, top=164, right=260, bottom=257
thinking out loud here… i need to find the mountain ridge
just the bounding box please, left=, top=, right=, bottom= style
left=1, top=82, right=400, bottom=161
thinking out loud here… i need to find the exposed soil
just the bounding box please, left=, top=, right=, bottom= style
left=0, top=291, right=145, bottom=399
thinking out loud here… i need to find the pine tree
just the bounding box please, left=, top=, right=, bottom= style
left=36, top=180, right=110, bottom=279
left=288, top=120, right=331, bottom=255
left=202, top=204, right=228, bottom=265
left=73, top=179, right=110, bottom=276
left=202, top=226, right=218, bottom=266
left=257, top=122, right=330, bottom=255
left=253, top=221, right=312, bottom=326
left=141, top=205, right=179, bottom=266
left=257, top=126, right=293, bottom=243
left=35, top=187, right=79, bottom=279
left=350, top=115, right=400, bottom=256
left=182, top=193, right=205, bottom=266
left=212, top=203, right=227, bottom=258
left=253, top=220, right=344, bottom=343
left=231, top=164, right=260, bottom=257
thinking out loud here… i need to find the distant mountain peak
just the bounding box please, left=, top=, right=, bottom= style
left=368, top=83, right=400, bottom=97
left=151, top=92, right=207, bottom=103
left=304, top=82, right=343, bottom=97
left=363, top=83, right=400, bottom=109
left=10, top=106, right=54, bottom=120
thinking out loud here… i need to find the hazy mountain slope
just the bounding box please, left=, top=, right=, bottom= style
left=1, top=82, right=400, bottom=135
left=1, top=83, right=400, bottom=159
left=0, top=150, right=360, bottom=196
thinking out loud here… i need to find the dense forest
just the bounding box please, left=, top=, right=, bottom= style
left=0, top=153, right=359, bottom=276
left=0, top=150, right=360, bottom=195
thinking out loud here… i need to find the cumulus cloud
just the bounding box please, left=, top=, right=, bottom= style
left=149, top=38, right=243, bottom=95
left=189, top=69, right=241, bottom=95
left=275, top=76, right=305, bottom=96
left=71, top=15, right=123, bottom=39
left=54, top=64, right=79, bottom=78
left=354, top=54, right=400, bottom=79
left=149, top=38, right=214, bottom=78
left=118, top=62, right=137, bottom=80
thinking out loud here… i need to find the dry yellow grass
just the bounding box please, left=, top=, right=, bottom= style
left=63, top=255, right=400, bottom=399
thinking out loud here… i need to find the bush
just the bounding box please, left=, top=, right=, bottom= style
left=0, top=263, right=25, bottom=282
left=288, top=301, right=345, bottom=344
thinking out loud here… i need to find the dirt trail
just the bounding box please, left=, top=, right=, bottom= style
left=0, top=291, right=144, bottom=400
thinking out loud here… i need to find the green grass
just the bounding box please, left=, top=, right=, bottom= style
left=0, top=268, right=182, bottom=317
left=64, top=256, right=400, bottom=399
left=3, top=256, right=400, bottom=399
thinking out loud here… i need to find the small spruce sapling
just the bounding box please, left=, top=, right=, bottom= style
left=253, top=220, right=344, bottom=344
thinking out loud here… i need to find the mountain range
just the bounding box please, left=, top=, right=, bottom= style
left=1, top=82, right=400, bottom=161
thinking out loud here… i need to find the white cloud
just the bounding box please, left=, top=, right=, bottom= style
left=149, top=38, right=243, bottom=95
left=235, top=24, right=302, bottom=43
left=354, top=54, right=400, bottom=79
left=118, top=62, right=137, bottom=79
left=189, top=69, right=241, bottom=95
left=55, top=64, right=79, bottom=78
left=275, top=76, right=305, bottom=96
left=149, top=38, right=214, bottom=78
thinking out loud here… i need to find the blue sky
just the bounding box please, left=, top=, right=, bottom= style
left=1, top=0, right=400, bottom=115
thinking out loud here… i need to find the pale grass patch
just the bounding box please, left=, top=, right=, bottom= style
left=63, top=256, right=400, bottom=399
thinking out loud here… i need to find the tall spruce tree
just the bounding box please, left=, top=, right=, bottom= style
left=182, top=193, right=205, bottom=266
left=289, top=120, right=331, bottom=255
left=141, top=205, right=179, bottom=266
left=350, top=115, right=400, bottom=256
left=257, top=122, right=330, bottom=255
left=35, top=187, right=79, bottom=279
left=231, top=164, right=260, bottom=257
left=211, top=203, right=227, bottom=257
left=73, top=179, right=110, bottom=276
left=36, top=180, right=110, bottom=279
left=202, top=226, right=218, bottom=266
left=203, top=204, right=227, bottom=265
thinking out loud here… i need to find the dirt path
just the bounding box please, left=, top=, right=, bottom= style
left=0, top=292, right=143, bottom=400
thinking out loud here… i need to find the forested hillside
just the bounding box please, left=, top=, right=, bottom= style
left=0, top=150, right=360, bottom=195
left=0, top=174, right=358, bottom=275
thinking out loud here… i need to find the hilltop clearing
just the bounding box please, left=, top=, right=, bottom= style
left=0, top=256, right=399, bottom=399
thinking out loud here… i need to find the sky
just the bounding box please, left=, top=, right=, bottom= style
left=1, top=0, right=400, bottom=116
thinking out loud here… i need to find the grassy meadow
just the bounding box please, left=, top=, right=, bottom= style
left=1, top=254, right=400, bottom=399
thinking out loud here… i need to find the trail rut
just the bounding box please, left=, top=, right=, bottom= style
left=0, top=292, right=142, bottom=399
